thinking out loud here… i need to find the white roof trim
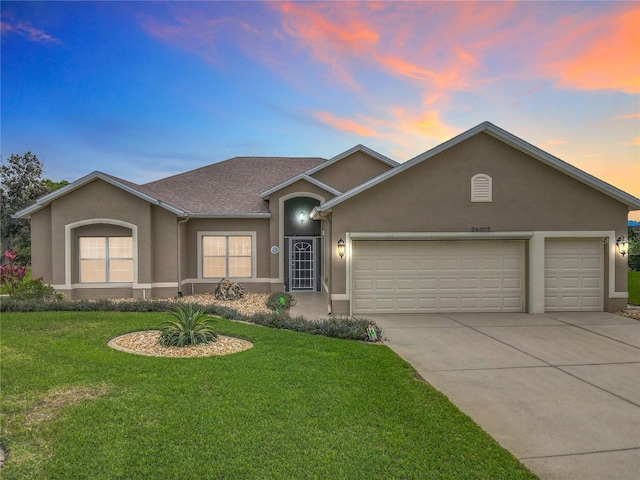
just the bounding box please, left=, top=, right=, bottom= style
left=304, top=144, right=399, bottom=176
left=13, top=171, right=188, bottom=219
left=317, top=121, right=640, bottom=212
left=261, top=174, right=341, bottom=199
left=187, top=213, right=271, bottom=219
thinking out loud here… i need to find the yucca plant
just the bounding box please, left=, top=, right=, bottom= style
left=159, top=303, right=218, bottom=347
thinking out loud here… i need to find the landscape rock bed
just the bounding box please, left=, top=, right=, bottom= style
left=108, top=330, right=254, bottom=357
left=176, top=292, right=270, bottom=316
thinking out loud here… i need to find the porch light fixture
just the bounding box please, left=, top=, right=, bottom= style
left=298, top=211, right=306, bottom=224
left=616, top=236, right=629, bottom=256
left=337, top=238, right=345, bottom=259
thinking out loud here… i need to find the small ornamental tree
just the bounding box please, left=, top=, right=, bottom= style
left=0, top=250, right=28, bottom=296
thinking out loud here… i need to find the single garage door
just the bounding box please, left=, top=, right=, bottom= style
left=545, top=238, right=603, bottom=311
left=352, top=240, right=525, bottom=314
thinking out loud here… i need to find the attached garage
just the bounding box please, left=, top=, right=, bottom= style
left=352, top=239, right=525, bottom=314
left=545, top=238, right=603, bottom=311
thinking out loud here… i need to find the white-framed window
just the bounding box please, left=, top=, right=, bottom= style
left=471, top=174, right=492, bottom=202
left=201, top=234, right=253, bottom=278
left=79, top=237, right=134, bottom=283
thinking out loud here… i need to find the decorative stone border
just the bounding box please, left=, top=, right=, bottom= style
left=107, top=330, right=254, bottom=358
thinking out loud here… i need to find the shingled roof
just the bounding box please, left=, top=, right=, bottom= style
left=140, top=156, right=327, bottom=216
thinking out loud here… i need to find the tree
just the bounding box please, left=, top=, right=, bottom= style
left=0, top=152, right=68, bottom=263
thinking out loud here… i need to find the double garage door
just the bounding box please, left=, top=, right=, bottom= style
left=351, top=238, right=603, bottom=314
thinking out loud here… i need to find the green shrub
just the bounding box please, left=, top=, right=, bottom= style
left=12, top=277, right=63, bottom=301
left=265, top=291, right=296, bottom=313
left=159, top=303, right=218, bottom=347
left=244, top=312, right=382, bottom=342
left=0, top=297, right=243, bottom=319
left=0, top=296, right=381, bottom=342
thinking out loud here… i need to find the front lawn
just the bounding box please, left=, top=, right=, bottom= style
left=0, top=312, right=537, bottom=479
left=629, top=271, right=640, bottom=305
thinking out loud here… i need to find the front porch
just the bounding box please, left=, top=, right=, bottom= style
left=289, top=290, right=332, bottom=320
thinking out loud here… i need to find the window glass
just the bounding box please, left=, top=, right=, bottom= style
left=203, top=257, right=226, bottom=278
left=109, top=259, right=134, bottom=282
left=203, top=236, right=226, bottom=256
left=80, top=259, right=107, bottom=283
left=80, top=237, right=106, bottom=258
left=202, top=235, right=252, bottom=278
left=229, top=257, right=251, bottom=277
left=79, top=236, right=133, bottom=283
left=109, top=237, right=133, bottom=258
left=229, top=236, right=251, bottom=256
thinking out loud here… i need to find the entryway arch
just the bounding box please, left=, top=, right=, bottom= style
left=283, top=196, right=321, bottom=292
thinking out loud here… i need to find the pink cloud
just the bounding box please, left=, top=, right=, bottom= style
left=545, top=7, right=640, bottom=94
left=313, top=111, right=378, bottom=137
left=313, top=108, right=456, bottom=157
left=1, top=20, right=60, bottom=44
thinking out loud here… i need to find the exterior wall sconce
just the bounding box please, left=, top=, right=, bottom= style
left=337, top=238, right=345, bottom=259
left=616, top=236, right=629, bottom=256
left=298, top=211, right=306, bottom=224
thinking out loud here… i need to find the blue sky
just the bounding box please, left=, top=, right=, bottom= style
left=1, top=1, right=639, bottom=218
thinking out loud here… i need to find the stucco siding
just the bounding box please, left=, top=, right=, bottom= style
left=30, top=206, right=53, bottom=283
left=310, top=151, right=393, bottom=193
left=183, top=218, right=270, bottom=289
left=151, top=206, right=178, bottom=284
left=332, top=134, right=628, bottom=235
left=329, top=133, right=629, bottom=309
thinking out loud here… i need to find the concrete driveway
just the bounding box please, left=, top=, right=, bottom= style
left=371, top=311, right=640, bottom=480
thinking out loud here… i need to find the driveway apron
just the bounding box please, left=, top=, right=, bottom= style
left=371, top=312, right=640, bottom=480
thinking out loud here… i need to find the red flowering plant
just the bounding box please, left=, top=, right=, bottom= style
left=1, top=250, right=28, bottom=296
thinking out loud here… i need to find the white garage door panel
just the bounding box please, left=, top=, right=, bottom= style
left=544, top=238, right=603, bottom=311
left=352, top=240, right=525, bottom=314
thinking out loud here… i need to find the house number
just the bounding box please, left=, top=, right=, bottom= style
left=471, top=226, right=491, bottom=232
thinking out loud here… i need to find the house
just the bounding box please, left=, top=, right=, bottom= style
left=16, top=121, right=640, bottom=314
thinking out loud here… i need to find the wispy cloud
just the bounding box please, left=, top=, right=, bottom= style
left=313, top=111, right=378, bottom=137
left=136, top=1, right=639, bottom=157
left=546, top=8, right=640, bottom=94
left=1, top=20, right=60, bottom=44
left=312, top=108, right=456, bottom=158
left=611, top=113, right=640, bottom=120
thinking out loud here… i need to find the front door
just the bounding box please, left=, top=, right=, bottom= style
left=287, top=237, right=318, bottom=292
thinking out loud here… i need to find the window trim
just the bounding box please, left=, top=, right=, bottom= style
left=197, top=231, right=257, bottom=280
left=65, top=219, right=138, bottom=288
left=79, top=236, right=134, bottom=283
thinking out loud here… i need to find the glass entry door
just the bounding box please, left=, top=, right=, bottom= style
left=287, top=237, right=318, bottom=292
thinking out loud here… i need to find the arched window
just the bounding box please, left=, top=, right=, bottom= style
left=471, top=174, right=492, bottom=202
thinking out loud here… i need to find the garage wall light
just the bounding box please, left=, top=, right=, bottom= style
left=616, top=236, right=629, bottom=257
left=298, top=211, right=306, bottom=224
left=337, top=238, right=345, bottom=259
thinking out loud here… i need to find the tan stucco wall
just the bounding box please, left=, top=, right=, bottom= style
left=28, top=178, right=184, bottom=299
left=182, top=217, right=271, bottom=293
left=30, top=206, right=53, bottom=282
left=151, top=206, right=179, bottom=284
left=49, top=180, right=155, bottom=287
left=329, top=133, right=630, bottom=310
left=310, top=150, right=393, bottom=193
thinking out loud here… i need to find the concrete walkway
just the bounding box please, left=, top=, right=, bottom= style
left=369, top=311, right=640, bottom=480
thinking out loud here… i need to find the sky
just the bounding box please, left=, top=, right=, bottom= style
left=1, top=1, right=639, bottom=219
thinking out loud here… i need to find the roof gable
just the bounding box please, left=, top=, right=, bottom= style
left=305, top=144, right=398, bottom=176
left=14, top=171, right=187, bottom=219
left=261, top=174, right=341, bottom=199
left=315, top=121, right=640, bottom=213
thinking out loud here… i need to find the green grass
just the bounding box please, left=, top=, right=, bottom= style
left=0, top=312, right=537, bottom=479
left=629, top=271, right=640, bottom=305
